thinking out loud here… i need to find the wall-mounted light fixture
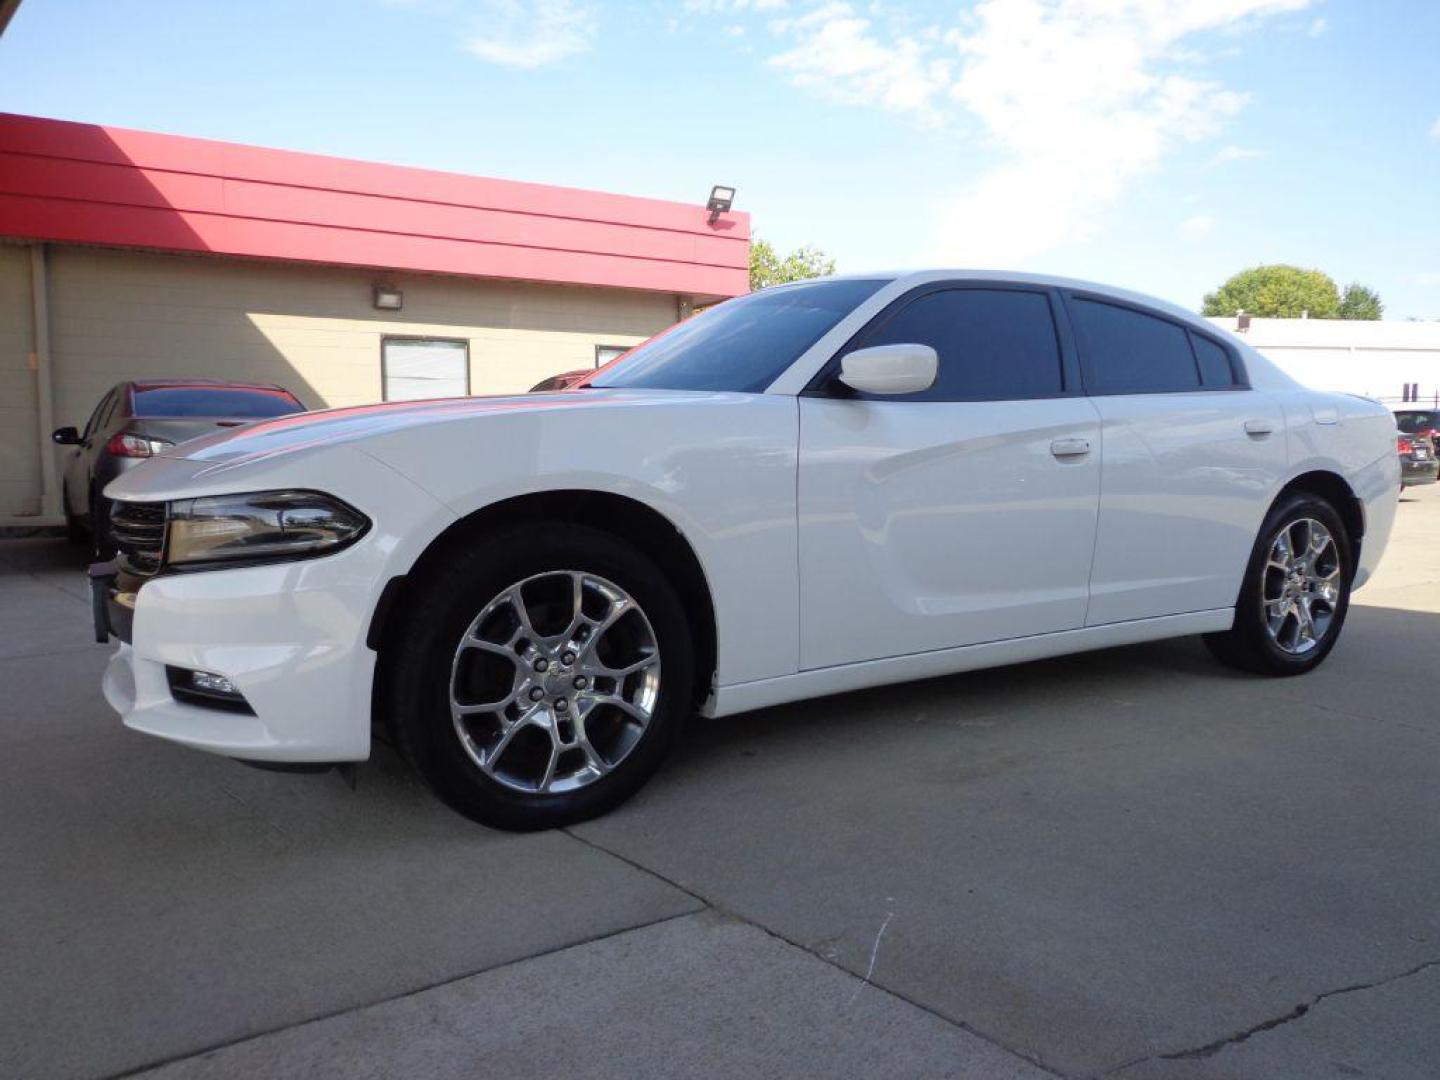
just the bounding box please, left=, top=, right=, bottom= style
left=373, top=283, right=403, bottom=311
left=706, top=185, right=736, bottom=224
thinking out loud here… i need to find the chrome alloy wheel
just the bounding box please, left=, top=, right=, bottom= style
left=449, top=571, right=661, bottom=794
left=1262, top=517, right=1342, bottom=656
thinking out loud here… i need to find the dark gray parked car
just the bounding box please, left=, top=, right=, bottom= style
left=53, top=379, right=306, bottom=555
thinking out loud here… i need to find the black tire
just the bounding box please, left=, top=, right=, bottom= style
left=384, top=521, right=694, bottom=831
left=1203, top=492, right=1353, bottom=676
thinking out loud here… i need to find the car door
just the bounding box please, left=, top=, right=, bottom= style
left=797, top=284, right=1103, bottom=670
left=1063, top=293, right=1288, bottom=625
left=65, top=388, right=115, bottom=514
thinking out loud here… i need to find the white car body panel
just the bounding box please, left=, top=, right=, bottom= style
left=797, top=396, right=1102, bottom=668
left=99, top=270, right=1400, bottom=763
left=1084, top=389, right=1288, bottom=626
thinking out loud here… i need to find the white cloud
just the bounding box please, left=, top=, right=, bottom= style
left=931, top=0, right=1301, bottom=263
left=464, top=0, right=595, bottom=68
left=768, top=3, right=952, bottom=120
left=1416, top=272, right=1440, bottom=287
left=685, top=0, right=787, bottom=11
left=1430, top=116, right=1440, bottom=139
left=744, top=0, right=1308, bottom=265
left=1306, top=16, right=1327, bottom=35
left=1181, top=213, right=1215, bottom=238
left=1210, top=144, right=1264, bottom=165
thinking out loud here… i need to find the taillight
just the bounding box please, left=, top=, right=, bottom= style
left=106, top=431, right=174, bottom=458
left=1398, top=437, right=1414, bottom=454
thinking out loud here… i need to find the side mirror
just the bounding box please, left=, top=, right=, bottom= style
left=837, top=344, right=938, bottom=396
left=52, top=426, right=81, bottom=446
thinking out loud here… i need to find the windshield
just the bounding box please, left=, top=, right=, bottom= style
left=589, top=278, right=887, bottom=393
left=133, top=386, right=304, bottom=418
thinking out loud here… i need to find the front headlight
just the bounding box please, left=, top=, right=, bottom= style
left=166, top=490, right=369, bottom=569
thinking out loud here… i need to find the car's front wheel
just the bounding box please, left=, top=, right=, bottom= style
left=1204, top=492, right=1353, bottom=676
left=385, top=522, right=694, bottom=831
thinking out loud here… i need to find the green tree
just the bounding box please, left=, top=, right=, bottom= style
left=749, top=237, right=836, bottom=291
left=1337, top=282, right=1384, bottom=320
left=1201, top=264, right=1341, bottom=319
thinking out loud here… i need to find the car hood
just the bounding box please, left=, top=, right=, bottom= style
left=152, top=389, right=698, bottom=466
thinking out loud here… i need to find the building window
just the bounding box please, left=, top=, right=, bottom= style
left=594, top=344, right=630, bottom=367
left=382, top=337, right=469, bottom=401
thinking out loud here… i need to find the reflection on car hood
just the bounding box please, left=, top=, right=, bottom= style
left=154, top=389, right=703, bottom=465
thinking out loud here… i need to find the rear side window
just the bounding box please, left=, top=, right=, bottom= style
left=1071, top=298, right=1199, bottom=394
left=132, top=387, right=303, bottom=418
left=1191, top=333, right=1240, bottom=388
left=845, top=288, right=1064, bottom=401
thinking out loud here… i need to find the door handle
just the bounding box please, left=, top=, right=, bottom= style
left=1050, top=437, right=1091, bottom=458
left=1243, top=418, right=1276, bottom=437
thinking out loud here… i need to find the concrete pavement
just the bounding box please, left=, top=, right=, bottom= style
left=2, top=485, right=1437, bottom=1079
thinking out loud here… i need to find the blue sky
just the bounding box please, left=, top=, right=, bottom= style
left=3, top=0, right=1438, bottom=317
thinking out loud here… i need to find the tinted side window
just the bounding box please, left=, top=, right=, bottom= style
left=1191, top=333, right=1238, bottom=388
left=1072, top=298, right=1199, bottom=394
left=84, top=390, right=116, bottom=440
left=848, top=288, right=1063, bottom=401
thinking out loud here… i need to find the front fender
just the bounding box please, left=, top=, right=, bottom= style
left=356, top=394, right=802, bottom=687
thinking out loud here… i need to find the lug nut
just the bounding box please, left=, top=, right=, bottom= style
left=561, top=651, right=576, bottom=665
left=554, top=697, right=569, bottom=711
left=534, top=658, right=549, bottom=673
left=573, top=676, right=588, bottom=690
left=529, top=687, right=545, bottom=701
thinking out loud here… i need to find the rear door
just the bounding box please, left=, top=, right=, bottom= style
left=797, top=284, right=1102, bottom=669
left=1065, top=293, right=1288, bottom=625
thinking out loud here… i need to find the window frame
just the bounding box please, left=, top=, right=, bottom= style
left=593, top=343, right=631, bottom=368
left=380, top=335, right=471, bottom=403
left=1058, top=290, right=1250, bottom=396
left=802, top=281, right=1083, bottom=402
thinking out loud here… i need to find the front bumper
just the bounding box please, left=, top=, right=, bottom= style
left=100, top=546, right=382, bottom=762
left=95, top=446, right=457, bottom=763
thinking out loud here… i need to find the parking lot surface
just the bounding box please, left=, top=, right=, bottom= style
left=3, top=487, right=1438, bottom=1079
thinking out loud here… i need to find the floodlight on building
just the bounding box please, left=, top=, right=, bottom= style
left=706, top=185, right=736, bottom=224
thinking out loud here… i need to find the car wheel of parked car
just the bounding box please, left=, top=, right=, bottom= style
left=386, top=522, right=694, bottom=831
left=1204, top=492, right=1353, bottom=676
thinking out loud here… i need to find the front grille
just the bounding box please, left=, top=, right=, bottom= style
left=111, top=500, right=167, bottom=575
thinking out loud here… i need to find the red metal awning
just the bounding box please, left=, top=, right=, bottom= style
left=0, top=113, right=750, bottom=302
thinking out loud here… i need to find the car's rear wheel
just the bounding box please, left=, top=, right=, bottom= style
left=385, top=522, right=694, bottom=830
left=1203, top=492, right=1353, bottom=676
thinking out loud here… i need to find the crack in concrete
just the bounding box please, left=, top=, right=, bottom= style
left=1135, top=957, right=1440, bottom=1066
left=564, top=827, right=1068, bottom=1079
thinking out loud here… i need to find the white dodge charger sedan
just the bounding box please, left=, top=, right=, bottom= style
left=96, top=271, right=1399, bottom=830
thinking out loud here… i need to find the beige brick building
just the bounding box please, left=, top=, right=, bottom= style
left=0, top=114, right=750, bottom=525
